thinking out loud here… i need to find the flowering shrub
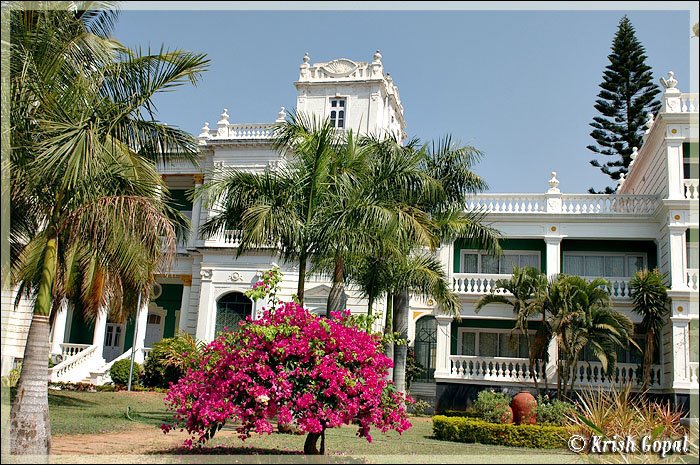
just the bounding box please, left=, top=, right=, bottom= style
left=244, top=266, right=282, bottom=305
left=162, top=302, right=412, bottom=454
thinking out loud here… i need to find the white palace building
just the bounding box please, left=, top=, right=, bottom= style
left=1, top=52, right=698, bottom=410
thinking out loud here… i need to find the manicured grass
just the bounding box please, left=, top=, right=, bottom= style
left=41, top=390, right=578, bottom=461
left=48, top=389, right=170, bottom=435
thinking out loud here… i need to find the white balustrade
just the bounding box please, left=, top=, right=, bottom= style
left=452, top=273, right=512, bottom=294
left=448, top=356, right=544, bottom=383
left=689, top=362, right=699, bottom=386
left=602, top=277, right=632, bottom=299
left=687, top=269, right=699, bottom=291
left=143, top=347, right=152, bottom=359
left=684, top=179, right=699, bottom=200
left=59, top=343, right=90, bottom=359
left=201, top=123, right=277, bottom=141
left=467, top=194, right=658, bottom=215
left=560, top=195, right=658, bottom=215
left=467, top=194, right=545, bottom=213
left=679, top=93, right=699, bottom=113
left=568, top=362, right=663, bottom=389
left=49, top=345, right=99, bottom=383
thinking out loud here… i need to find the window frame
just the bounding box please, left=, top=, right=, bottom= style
left=459, top=249, right=541, bottom=274
left=561, top=251, right=647, bottom=278
left=329, top=97, right=347, bottom=129
left=457, top=327, right=535, bottom=359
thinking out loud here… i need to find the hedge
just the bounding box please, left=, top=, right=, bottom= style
left=432, top=415, right=568, bottom=449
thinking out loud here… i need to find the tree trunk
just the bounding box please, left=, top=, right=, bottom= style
left=10, top=314, right=53, bottom=456
left=392, top=290, right=409, bottom=395
left=384, top=294, right=394, bottom=381
left=326, top=252, right=346, bottom=317
left=10, top=235, right=57, bottom=455
left=642, top=330, right=654, bottom=391
left=297, top=252, right=307, bottom=305
left=303, top=427, right=326, bottom=455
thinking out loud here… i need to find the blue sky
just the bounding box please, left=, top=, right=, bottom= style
left=113, top=5, right=696, bottom=193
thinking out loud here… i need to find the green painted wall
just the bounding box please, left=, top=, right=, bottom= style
left=157, top=284, right=183, bottom=339
left=561, top=239, right=657, bottom=269
left=169, top=189, right=193, bottom=211
left=68, top=284, right=183, bottom=350
left=449, top=319, right=543, bottom=354
left=453, top=238, right=546, bottom=273
left=68, top=301, right=94, bottom=345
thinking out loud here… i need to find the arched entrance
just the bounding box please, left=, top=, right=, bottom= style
left=215, top=292, right=252, bottom=335
left=414, top=316, right=437, bottom=382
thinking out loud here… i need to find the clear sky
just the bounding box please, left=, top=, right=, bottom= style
left=112, top=3, right=697, bottom=194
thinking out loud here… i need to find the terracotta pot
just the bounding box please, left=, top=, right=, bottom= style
left=499, top=405, right=514, bottom=424
left=511, top=391, right=537, bottom=425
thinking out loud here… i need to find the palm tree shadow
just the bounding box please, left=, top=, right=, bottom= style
left=48, top=392, right=98, bottom=408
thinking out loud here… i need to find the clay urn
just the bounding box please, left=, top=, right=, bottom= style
left=499, top=405, right=514, bottom=424
left=511, top=391, right=537, bottom=425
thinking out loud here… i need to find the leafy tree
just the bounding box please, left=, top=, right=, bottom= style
left=475, top=266, right=548, bottom=391
left=7, top=2, right=208, bottom=454
left=629, top=269, right=670, bottom=391
left=162, top=302, right=411, bottom=455
left=587, top=16, right=661, bottom=193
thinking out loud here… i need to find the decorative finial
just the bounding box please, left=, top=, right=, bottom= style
left=645, top=112, right=655, bottom=134
left=660, top=71, right=678, bottom=92
left=373, top=49, right=382, bottom=63
left=276, top=106, right=286, bottom=122
left=631, top=147, right=638, bottom=161
left=548, top=171, right=560, bottom=193
left=198, top=122, right=210, bottom=139
left=303, top=52, right=310, bottom=64
left=386, top=73, right=393, bottom=83
left=217, top=108, right=229, bottom=126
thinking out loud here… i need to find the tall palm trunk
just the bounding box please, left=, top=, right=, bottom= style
left=326, top=251, right=346, bottom=317
left=297, top=251, right=307, bottom=305
left=10, top=235, right=58, bottom=455
left=392, top=290, right=409, bottom=395
left=642, top=330, right=654, bottom=391
left=384, top=294, right=394, bottom=380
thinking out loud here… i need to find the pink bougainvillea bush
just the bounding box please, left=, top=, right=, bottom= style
left=162, top=302, right=411, bottom=454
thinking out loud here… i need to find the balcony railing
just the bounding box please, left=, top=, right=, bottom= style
left=443, top=356, right=663, bottom=390
left=684, top=179, right=699, bottom=200
left=568, top=362, right=663, bottom=389
left=679, top=93, right=699, bottom=113
left=448, top=356, right=545, bottom=384
left=687, top=269, right=699, bottom=291
left=452, top=273, right=512, bottom=294
left=466, top=193, right=658, bottom=215
left=203, top=229, right=243, bottom=247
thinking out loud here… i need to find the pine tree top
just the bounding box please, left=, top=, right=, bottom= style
left=587, top=16, right=661, bottom=194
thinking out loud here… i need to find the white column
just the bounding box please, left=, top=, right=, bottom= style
left=671, top=314, right=691, bottom=389
left=50, top=300, right=69, bottom=355
left=92, top=308, right=108, bottom=362
left=189, top=174, right=203, bottom=248
left=178, top=275, right=192, bottom=333
left=546, top=338, right=559, bottom=383
left=195, top=268, right=215, bottom=342
left=133, top=297, right=149, bottom=364
left=434, top=315, right=453, bottom=379
left=666, top=140, right=685, bottom=200
left=544, top=236, right=562, bottom=278
left=669, top=226, right=687, bottom=290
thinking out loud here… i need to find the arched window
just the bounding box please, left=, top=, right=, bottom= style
left=414, top=316, right=437, bottom=383
left=215, top=292, right=252, bottom=335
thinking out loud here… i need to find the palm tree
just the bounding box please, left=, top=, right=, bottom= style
left=475, top=266, right=548, bottom=390
left=199, top=112, right=350, bottom=305
left=8, top=4, right=208, bottom=454
left=629, top=269, right=670, bottom=391
left=545, top=275, right=636, bottom=399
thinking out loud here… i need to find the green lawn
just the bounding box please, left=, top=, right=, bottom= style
left=47, top=389, right=170, bottom=435
left=1, top=389, right=584, bottom=462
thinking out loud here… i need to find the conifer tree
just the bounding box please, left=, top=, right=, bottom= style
left=587, top=16, right=661, bottom=194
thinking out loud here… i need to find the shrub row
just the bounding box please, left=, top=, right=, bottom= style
left=432, top=415, right=568, bottom=449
